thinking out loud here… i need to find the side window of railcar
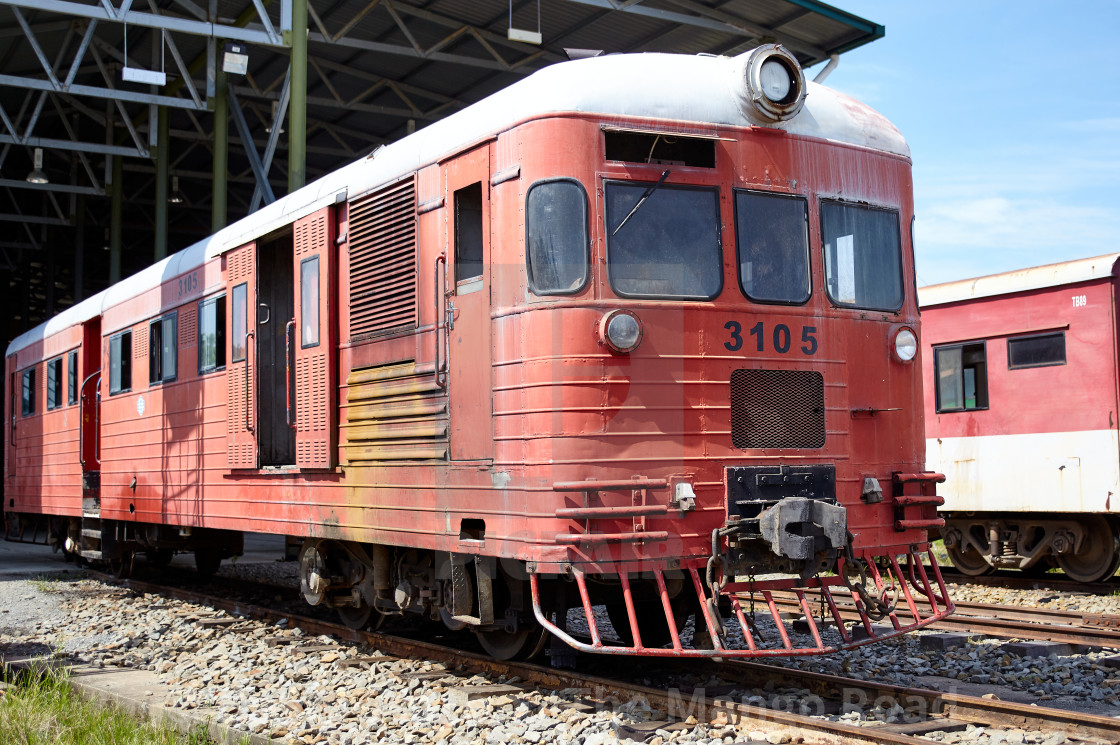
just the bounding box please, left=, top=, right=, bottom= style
left=934, top=342, right=988, bottom=412
left=454, top=182, right=484, bottom=284
left=734, top=190, right=810, bottom=304
left=1007, top=332, right=1065, bottom=369
left=605, top=181, right=722, bottom=300
left=67, top=350, right=78, bottom=405
left=231, top=284, right=247, bottom=362
left=149, top=313, right=178, bottom=385
left=300, top=257, right=320, bottom=348
left=198, top=295, right=226, bottom=374
left=109, top=331, right=132, bottom=395
left=46, top=358, right=62, bottom=410
left=21, top=366, right=35, bottom=416
left=821, top=201, right=903, bottom=311
left=526, top=179, right=589, bottom=295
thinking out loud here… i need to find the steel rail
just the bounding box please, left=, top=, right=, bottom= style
left=86, top=572, right=1120, bottom=745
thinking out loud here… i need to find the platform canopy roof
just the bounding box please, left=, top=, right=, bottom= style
left=0, top=0, right=883, bottom=335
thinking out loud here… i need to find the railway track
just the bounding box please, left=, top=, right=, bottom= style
left=67, top=570, right=1120, bottom=745
left=766, top=591, right=1120, bottom=649
left=939, top=567, right=1120, bottom=595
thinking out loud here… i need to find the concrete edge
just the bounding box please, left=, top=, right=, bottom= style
left=2, top=655, right=285, bottom=745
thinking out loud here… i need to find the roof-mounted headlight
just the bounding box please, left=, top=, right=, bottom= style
left=734, top=44, right=807, bottom=124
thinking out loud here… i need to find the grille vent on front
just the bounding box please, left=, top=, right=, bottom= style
left=348, top=178, right=417, bottom=341
left=730, top=369, right=825, bottom=449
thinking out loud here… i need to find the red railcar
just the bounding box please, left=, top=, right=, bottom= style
left=5, top=46, right=952, bottom=660
left=921, top=254, right=1120, bottom=582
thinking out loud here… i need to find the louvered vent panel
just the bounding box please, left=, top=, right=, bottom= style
left=134, top=325, right=147, bottom=361
left=730, top=369, right=825, bottom=449
left=340, top=361, right=448, bottom=463
left=180, top=307, right=197, bottom=348
left=295, top=211, right=326, bottom=259
left=348, top=178, right=417, bottom=340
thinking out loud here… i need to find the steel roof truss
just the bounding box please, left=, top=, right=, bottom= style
left=227, top=85, right=276, bottom=206
left=250, top=66, right=290, bottom=211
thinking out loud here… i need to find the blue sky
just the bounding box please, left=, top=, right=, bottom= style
left=810, top=2, right=1120, bottom=286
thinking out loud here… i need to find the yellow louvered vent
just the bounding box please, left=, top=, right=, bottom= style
left=340, top=361, right=448, bottom=464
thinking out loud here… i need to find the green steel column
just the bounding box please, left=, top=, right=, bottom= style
left=155, top=105, right=169, bottom=260
left=212, top=66, right=229, bottom=232
left=289, top=0, right=308, bottom=193
left=110, top=155, right=123, bottom=284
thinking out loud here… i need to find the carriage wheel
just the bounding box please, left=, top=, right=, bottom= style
left=108, top=551, right=134, bottom=579
left=1056, top=517, right=1120, bottom=583
left=606, top=600, right=689, bottom=648
left=337, top=603, right=373, bottom=630
left=945, top=542, right=995, bottom=577
left=146, top=548, right=174, bottom=568
left=194, top=548, right=222, bottom=577
left=474, top=625, right=549, bottom=661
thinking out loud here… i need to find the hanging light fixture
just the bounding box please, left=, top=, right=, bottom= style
left=26, top=148, right=48, bottom=184
left=168, top=175, right=185, bottom=204
left=264, top=100, right=285, bottom=134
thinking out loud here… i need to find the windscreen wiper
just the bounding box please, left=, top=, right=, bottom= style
left=611, top=169, right=671, bottom=236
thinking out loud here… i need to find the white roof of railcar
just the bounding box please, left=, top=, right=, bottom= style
left=919, top=253, right=1120, bottom=308
left=8, top=50, right=909, bottom=358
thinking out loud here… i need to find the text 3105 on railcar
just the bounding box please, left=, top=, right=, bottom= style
left=4, top=45, right=953, bottom=661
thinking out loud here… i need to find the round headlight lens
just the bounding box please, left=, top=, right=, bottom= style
left=759, top=59, right=792, bottom=102
left=603, top=311, right=642, bottom=354
left=894, top=328, right=918, bottom=362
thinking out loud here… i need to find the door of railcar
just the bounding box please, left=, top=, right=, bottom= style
left=444, top=146, right=494, bottom=461
left=225, top=242, right=259, bottom=468
left=79, top=316, right=102, bottom=473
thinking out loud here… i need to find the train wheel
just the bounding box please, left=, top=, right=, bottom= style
left=337, top=603, right=373, bottom=630
left=474, top=625, right=549, bottom=661
left=194, top=548, right=221, bottom=577
left=109, top=551, right=134, bottom=579
left=606, top=601, right=689, bottom=648
left=1056, top=517, right=1120, bottom=583
left=945, top=543, right=995, bottom=577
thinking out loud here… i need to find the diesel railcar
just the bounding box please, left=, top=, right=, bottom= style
left=922, top=254, right=1120, bottom=582
left=5, top=45, right=952, bottom=660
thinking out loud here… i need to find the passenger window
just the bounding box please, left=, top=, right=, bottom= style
left=821, top=201, right=903, bottom=311
left=67, top=350, right=78, bottom=405
left=110, top=331, right=133, bottom=395
left=734, top=190, right=810, bottom=304
left=454, top=182, right=484, bottom=283
left=605, top=181, right=722, bottom=300
left=231, top=283, right=247, bottom=362
left=301, top=256, right=320, bottom=348
left=21, top=366, right=35, bottom=416
left=46, top=358, right=62, bottom=410
left=934, top=342, right=988, bottom=412
left=526, top=180, right=589, bottom=295
left=1008, top=332, right=1065, bottom=369
left=149, top=313, right=178, bottom=384
left=198, top=295, right=227, bottom=373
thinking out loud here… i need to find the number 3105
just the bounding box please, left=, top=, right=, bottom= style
left=724, top=321, right=818, bottom=355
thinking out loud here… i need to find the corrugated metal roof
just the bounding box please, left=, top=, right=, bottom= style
left=918, top=254, right=1120, bottom=307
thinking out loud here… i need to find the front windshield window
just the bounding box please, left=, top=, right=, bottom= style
left=605, top=181, right=722, bottom=299
left=821, top=201, right=903, bottom=311
left=735, top=190, right=810, bottom=304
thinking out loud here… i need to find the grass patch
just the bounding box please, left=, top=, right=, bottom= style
left=0, top=664, right=231, bottom=745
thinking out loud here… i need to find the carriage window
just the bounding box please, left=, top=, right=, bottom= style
left=1008, top=332, right=1065, bottom=369
left=454, top=182, right=483, bottom=284
left=47, top=358, right=62, bottom=410
left=605, top=181, right=722, bottom=299
left=232, top=283, right=247, bottom=362
left=822, top=201, right=903, bottom=311
left=526, top=180, right=589, bottom=295
left=199, top=295, right=226, bottom=373
left=150, top=313, right=178, bottom=384
left=21, top=366, right=35, bottom=416
left=67, top=350, right=78, bottom=405
left=110, top=331, right=132, bottom=394
left=934, top=342, right=988, bottom=412
left=735, top=191, right=810, bottom=304
left=301, top=256, right=320, bottom=348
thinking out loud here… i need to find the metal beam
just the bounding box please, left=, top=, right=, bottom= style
left=0, top=177, right=103, bottom=196
left=0, top=0, right=286, bottom=48
left=0, top=133, right=143, bottom=158
left=226, top=86, right=275, bottom=206
left=289, top=0, right=307, bottom=192
left=0, top=73, right=206, bottom=111
left=0, top=213, right=70, bottom=226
